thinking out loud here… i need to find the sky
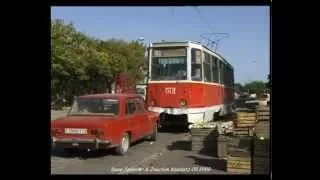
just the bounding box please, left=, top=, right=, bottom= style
left=51, top=6, right=270, bottom=84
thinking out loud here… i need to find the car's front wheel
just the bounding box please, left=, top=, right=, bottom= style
left=115, top=133, right=130, bottom=155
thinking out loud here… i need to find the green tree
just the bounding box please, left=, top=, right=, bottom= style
left=234, top=83, right=244, bottom=93
left=51, top=19, right=146, bottom=109
left=266, top=74, right=271, bottom=89
left=244, top=81, right=267, bottom=94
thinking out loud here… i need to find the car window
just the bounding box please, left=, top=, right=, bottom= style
left=69, top=98, right=119, bottom=116
left=126, top=100, right=136, bottom=115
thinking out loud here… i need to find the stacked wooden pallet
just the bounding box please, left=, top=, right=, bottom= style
left=233, top=112, right=256, bottom=136
left=252, top=138, right=270, bottom=174
left=191, top=127, right=229, bottom=157
left=254, top=106, right=270, bottom=139
left=191, top=128, right=219, bottom=156
left=227, top=156, right=252, bottom=174
left=226, top=136, right=253, bottom=174
left=256, top=106, right=270, bottom=121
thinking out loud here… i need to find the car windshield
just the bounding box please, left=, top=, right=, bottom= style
left=69, top=98, right=119, bottom=116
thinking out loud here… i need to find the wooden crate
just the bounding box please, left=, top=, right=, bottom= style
left=252, top=137, right=270, bottom=174
left=233, top=127, right=254, bottom=136
left=253, top=138, right=270, bottom=157
left=236, top=112, right=256, bottom=117
left=227, top=136, right=253, bottom=155
left=256, top=106, right=270, bottom=112
left=235, top=112, right=257, bottom=127
left=190, top=127, right=223, bottom=157
left=252, top=156, right=270, bottom=174
left=257, top=115, right=270, bottom=121
left=227, top=156, right=251, bottom=174
left=227, top=136, right=252, bottom=148
left=256, top=106, right=270, bottom=122
left=236, top=108, right=256, bottom=113
left=191, top=128, right=218, bottom=137
left=254, top=121, right=270, bottom=139
left=257, top=111, right=270, bottom=116
left=227, top=147, right=251, bottom=157
left=236, top=121, right=256, bottom=128
left=234, top=129, right=249, bottom=136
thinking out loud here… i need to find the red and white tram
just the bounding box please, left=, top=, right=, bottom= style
left=146, top=41, right=235, bottom=129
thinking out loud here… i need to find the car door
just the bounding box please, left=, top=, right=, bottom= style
left=134, top=97, right=150, bottom=137
left=125, top=98, right=141, bottom=141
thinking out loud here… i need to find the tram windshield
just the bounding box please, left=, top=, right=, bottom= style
left=150, top=47, right=187, bottom=81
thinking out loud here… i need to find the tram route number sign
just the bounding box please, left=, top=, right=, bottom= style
left=164, top=87, right=176, bottom=95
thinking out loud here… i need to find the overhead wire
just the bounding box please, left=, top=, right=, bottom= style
left=193, top=6, right=230, bottom=51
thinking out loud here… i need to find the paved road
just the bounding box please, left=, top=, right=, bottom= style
left=51, top=127, right=230, bottom=175
left=51, top=129, right=188, bottom=174
left=50, top=109, right=231, bottom=175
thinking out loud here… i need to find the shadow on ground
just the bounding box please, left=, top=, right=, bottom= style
left=51, top=147, right=116, bottom=159
left=167, top=140, right=191, bottom=151
left=51, top=138, right=147, bottom=159
left=185, top=155, right=227, bottom=171
left=159, top=126, right=189, bottom=134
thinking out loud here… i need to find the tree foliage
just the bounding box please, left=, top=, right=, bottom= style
left=234, top=83, right=244, bottom=93
left=266, top=74, right=271, bottom=89
left=51, top=19, right=145, bottom=109
left=243, top=81, right=267, bottom=94
left=235, top=80, right=268, bottom=94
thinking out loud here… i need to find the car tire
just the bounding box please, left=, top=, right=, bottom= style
left=115, top=133, right=130, bottom=155
left=149, top=124, right=158, bottom=141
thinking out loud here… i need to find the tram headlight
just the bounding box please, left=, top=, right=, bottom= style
left=151, top=99, right=156, bottom=106
left=180, top=99, right=188, bottom=107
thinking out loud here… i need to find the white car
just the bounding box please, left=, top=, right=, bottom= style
left=245, top=93, right=270, bottom=106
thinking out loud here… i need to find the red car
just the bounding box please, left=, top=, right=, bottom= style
left=51, top=94, right=160, bottom=155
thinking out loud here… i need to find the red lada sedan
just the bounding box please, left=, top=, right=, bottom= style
left=51, top=94, right=160, bottom=155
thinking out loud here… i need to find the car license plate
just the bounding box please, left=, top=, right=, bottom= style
left=64, top=128, right=87, bottom=134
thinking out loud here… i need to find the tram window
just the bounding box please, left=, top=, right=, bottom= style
left=209, top=55, right=214, bottom=83
left=191, top=48, right=202, bottom=81
left=225, top=66, right=228, bottom=86
left=220, top=62, right=225, bottom=85
left=227, top=66, right=231, bottom=86
left=150, top=47, right=187, bottom=81
left=204, top=52, right=212, bottom=82
left=226, top=66, right=230, bottom=86
left=212, top=57, right=219, bottom=83
left=225, top=65, right=229, bottom=86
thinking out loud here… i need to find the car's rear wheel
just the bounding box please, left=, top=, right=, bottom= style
left=149, top=123, right=158, bottom=141
left=115, top=133, right=130, bottom=155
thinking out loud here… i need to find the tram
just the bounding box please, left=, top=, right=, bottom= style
left=146, top=41, right=234, bottom=129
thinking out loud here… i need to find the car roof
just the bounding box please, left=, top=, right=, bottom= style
left=79, top=93, right=140, bottom=100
